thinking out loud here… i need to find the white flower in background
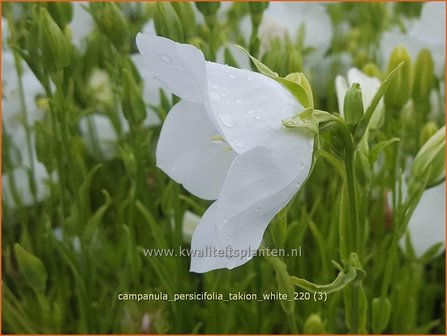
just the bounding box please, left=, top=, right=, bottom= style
left=70, top=2, right=94, bottom=48
left=240, top=3, right=332, bottom=64
left=2, top=18, right=51, bottom=208
left=406, top=182, right=445, bottom=257
left=137, top=34, right=313, bottom=272
left=182, top=210, right=201, bottom=243
left=335, top=68, right=384, bottom=127
left=382, top=2, right=446, bottom=74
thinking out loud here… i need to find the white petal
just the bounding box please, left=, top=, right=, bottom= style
left=335, top=75, right=348, bottom=116
left=407, top=182, right=446, bottom=257
left=191, top=139, right=312, bottom=272
left=205, top=62, right=302, bottom=153
left=346, top=68, right=384, bottom=128
left=156, top=100, right=236, bottom=200
left=136, top=34, right=207, bottom=104
left=347, top=68, right=380, bottom=109
left=190, top=203, right=229, bottom=273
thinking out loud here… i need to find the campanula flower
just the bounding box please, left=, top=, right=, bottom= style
left=137, top=34, right=314, bottom=272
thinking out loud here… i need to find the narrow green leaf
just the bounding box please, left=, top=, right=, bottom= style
left=370, top=138, right=400, bottom=164
left=14, top=244, right=48, bottom=293
left=289, top=266, right=356, bottom=294
left=354, top=62, right=404, bottom=142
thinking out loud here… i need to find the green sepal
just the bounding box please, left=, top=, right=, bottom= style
left=236, top=45, right=312, bottom=108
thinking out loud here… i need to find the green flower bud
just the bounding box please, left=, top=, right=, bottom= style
left=47, top=2, right=73, bottom=28
left=384, top=46, right=412, bottom=110
left=195, top=2, right=220, bottom=30
left=412, top=125, right=445, bottom=184
left=249, top=2, right=269, bottom=30
left=344, top=83, right=364, bottom=125
left=285, top=72, right=314, bottom=108
left=95, top=3, right=130, bottom=51
left=303, top=313, right=326, bottom=334
left=362, top=62, right=382, bottom=80
left=154, top=2, right=184, bottom=42
left=412, top=49, right=434, bottom=105
left=38, top=7, right=70, bottom=72
left=171, top=2, right=196, bottom=40
left=120, top=144, right=138, bottom=178
left=14, top=243, right=48, bottom=293
left=122, top=68, right=146, bottom=126
left=287, top=48, right=303, bottom=74
left=35, top=121, right=56, bottom=172
left=419, top=122, right=438, bottom=148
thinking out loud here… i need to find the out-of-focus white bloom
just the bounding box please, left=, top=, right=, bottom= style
left=88, top=69, right=114, bottom=106
left=335, top=68, right=384, bottom=127
left=404, top=182, right=446, bottom=257
left=382, top=2, right=446, bottom=74
left=70, top=2, right=94, bottom=48
left=182, top=210, right=201, bottom=242
left=137, top=34, right=314, bottom=272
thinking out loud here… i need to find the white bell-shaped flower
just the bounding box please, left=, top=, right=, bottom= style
left=137, top=34, right=314, bottom=272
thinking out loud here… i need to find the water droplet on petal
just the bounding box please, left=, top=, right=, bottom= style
left=210, top=91, right=221, bottom=100
left=221, top=92, right=227, bottom=98
left=219, top=113, right=234, bottom=128
left=296, top=183, right=301, bottom=188
left=236, top=98, right=244, bottom=104
left=255, top=206, right=260, bottom=212
left=247, top=76, right=254, bottom=81
left=159, top=54, right=172, bottom=63
left=247, top=109, right=256, bottom=114
left=229, top=74, right=236, bottom=79
left=212, top=84, right=219, bottom=90
left=300, top=163, right=305, bottom=171
left=255, top=116, right=261, bottom=120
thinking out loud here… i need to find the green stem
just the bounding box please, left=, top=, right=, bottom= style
left=287, top=310, right=299, bottom=334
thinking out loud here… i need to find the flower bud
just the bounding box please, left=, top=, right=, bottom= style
left=154, top=2, right=184, bottom=42
left=120, top=144, right=137, bottom=178
left=419, top=122, right=438, bottom=148
left=35, top=121, right=56, bottom=172
left=95, top=3, right=129, bottom=51
left=195, top=2, right=220, bottom=30
left=38, top=7, right=70, bottom=72
left=303, top=313, right=326, bottom=334
left=362, top=62, right=382, bottom=80
left=121, top=68, right=146, bottom=126
left=344, top=83, right=364, bottom=125
left=47, top=2, right=73, bottom=28
left=284, top=72, right=313, bottom=108
left=384, top=46, right=412, bottom=110
left=287, top=48, right=303, bottom=74
left=412, top=49, right=434, bottom=106
left=249, top=2, right=269, bottom=31
left=14, top=243, right=48, bottom=293
left=411, top=125, right=445, bottom=184
left=171, top=2, right=196, bottom=40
